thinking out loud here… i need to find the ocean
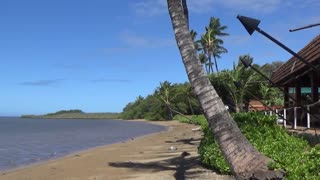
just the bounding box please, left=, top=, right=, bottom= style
left=0, top=117, right=166, bottom=171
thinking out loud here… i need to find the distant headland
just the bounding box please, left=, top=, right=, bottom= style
left=21, top=109, right=120, bottom=119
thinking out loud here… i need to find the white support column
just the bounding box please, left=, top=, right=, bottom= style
left=307, top=106, right=310, bottom=129
left=293, top=107, right=297, bottom=129
left=283, top=109, right=287, bottom=127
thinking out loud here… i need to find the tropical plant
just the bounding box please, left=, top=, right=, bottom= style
left=226, top=55, right=258, bottom=112
left=199, top=112, right=320, bottom=179
left=197, top=17, right=228, bottom=73
left=208, top=55, right=259, bottom=112
left=120, top=81, right=201, bottom=120
left=259, top=83, right=284, bottom=107
left=167, top=0, right=284, bottom=178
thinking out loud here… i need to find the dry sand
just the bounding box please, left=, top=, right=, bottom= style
left=0, top=120, right=233, bottom=180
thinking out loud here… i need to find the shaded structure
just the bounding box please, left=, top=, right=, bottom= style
left=270, top=34, right=320, bottom=127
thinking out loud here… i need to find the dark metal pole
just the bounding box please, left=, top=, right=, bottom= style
left=255, top=27, right=317, bottom=71
left=245, top=63, right=297, bottom=102
left=289, top=23, right=320, bottom=32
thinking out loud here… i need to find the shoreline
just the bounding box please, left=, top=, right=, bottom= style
left=0, top=120, right=169, bottom=174
left=0, top=120, right=232, bottom=180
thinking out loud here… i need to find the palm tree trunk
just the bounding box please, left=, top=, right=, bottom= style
left=167, top=0, right=284, bottom=179
left=214, top=55, right=219, bottom=73
left=205, top=64, right=209, bottom=74
left=208, top=56, right=213, bottom=73
left=188, top=99, right=194, bottom=115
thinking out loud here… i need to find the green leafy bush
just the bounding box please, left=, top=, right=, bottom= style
left=120, top=82, right=201, bottom=120
left=197, top=112, right=320, bottom=179
left=173, top=114, right=208, bottom=127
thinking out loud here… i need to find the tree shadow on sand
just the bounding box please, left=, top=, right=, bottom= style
left=109, top=155, right=201, bottom=180
left=164, top=137, right=202, bottom=146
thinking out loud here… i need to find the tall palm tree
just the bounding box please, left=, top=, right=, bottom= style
left=167, top=0, right=284, bottom=179
left=199, top=17, right=228, bottom=73
left=198, top=29, right=217, bottom=73
left=212, top=44, right=227, bottom=73
left=190, top=30, right=210, bottom=73
left=198, top=52, right=209, bottom=73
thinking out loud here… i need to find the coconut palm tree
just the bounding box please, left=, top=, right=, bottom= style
left=206, top=17, right=228, bottom=73
left=198, top=29, right=218, bottom=73
left=212, top=44, right=227, bottom=73
left=198, top=17, right=228, bottom=73
left=167, top=0, right=284, bottom=179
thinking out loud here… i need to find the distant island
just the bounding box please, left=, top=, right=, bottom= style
left=21, top=109, right=120, bottom=119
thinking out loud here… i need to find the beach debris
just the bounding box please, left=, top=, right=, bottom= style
left=192, top=127, right=201, bottom=131
left=169, top=146, right=177, bottom=151
left=181, top=151, right=191, bottom=157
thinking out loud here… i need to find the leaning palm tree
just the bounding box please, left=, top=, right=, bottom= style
left=167, top=0, right=284, bottom=179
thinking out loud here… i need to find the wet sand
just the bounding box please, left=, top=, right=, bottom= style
left=0, top=120, right=233, bottom=180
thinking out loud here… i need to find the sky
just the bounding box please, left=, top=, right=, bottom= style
left=0, top=0, right=319, bottom=116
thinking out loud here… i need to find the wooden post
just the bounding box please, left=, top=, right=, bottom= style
left=295, top=82, right=301, bottom=126
left=310, top=71, right=319, bottom=103
left=284, top=86, right=289, bottom=108
left=307, top=106, right=311, bottom=129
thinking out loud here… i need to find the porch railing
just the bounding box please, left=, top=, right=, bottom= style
left=263, top=100, right=320, bottom=130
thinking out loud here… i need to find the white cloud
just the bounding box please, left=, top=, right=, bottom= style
left=224, top=35, right=250, bottom=46
left=120, top=30, right=175, bottom=48
left=132, top=0, right=290, bottom=16
left=133, top=0, right=166, bottom=17
left=132, top=0, right=216, bottom=16
left=20, top=79, right=65, bottom=87
left=215, top=0, right=281, bottom=13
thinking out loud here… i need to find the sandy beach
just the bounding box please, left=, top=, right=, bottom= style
left=0, top=120, right=233, bottom=180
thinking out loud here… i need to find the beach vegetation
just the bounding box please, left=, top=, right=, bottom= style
left=167, top=0, right=284, bottom=178
left=120, top=82, right=201, bottom=120
left=186, top=113, right=320, bottom=179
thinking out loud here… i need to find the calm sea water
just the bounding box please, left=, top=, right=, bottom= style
left=0, top=117, right=166, bottom=171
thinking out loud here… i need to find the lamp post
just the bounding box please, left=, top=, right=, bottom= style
left=237, top=15, right=317, bottom=72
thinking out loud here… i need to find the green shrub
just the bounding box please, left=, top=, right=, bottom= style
left=196, top=112, right=320, bottom=179
left=198, top=125, right=231, bottom=174
left=173, top=114, right=208, bottom=127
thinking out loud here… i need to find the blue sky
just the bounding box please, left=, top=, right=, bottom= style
left=0, top=0, right=319, bottom=116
